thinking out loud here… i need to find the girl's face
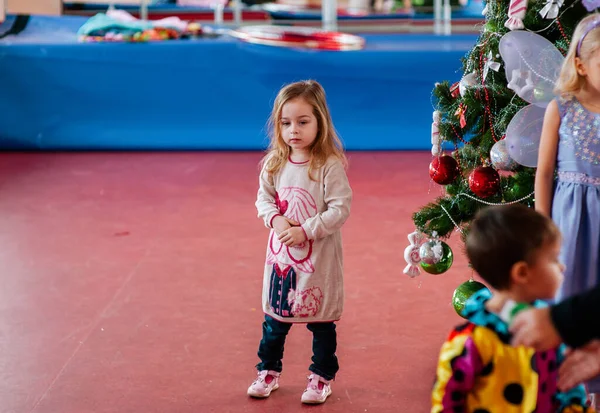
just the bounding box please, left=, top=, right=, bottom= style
left=280, top=98, right=319, bottom=155
left=577, top=47, right=600, bottom=97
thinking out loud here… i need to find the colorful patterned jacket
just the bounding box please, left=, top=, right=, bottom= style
left=432, top=289, right=594, bottom=413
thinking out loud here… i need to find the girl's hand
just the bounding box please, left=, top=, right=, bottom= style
left=272, top=216, right=299, bottom=235
left=278, top=226, right=306, bottom=247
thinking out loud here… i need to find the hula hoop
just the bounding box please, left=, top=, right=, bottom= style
left=229, top=25, right=365, bottom=51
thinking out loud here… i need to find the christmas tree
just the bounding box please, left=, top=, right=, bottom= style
left=404, top=0, right=593, bottom=309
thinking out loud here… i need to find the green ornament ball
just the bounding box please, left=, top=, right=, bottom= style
left=420, top=241, right=453, bottom=274
left=452, top=280, right=489, bottom=318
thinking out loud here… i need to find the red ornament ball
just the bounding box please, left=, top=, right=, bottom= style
left=468, top=166, right=500, bottom=198
left=429, top=155, right=460, bottom=185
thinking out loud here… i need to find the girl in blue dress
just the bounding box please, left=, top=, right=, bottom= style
left=536, top=13, right=600, bottom=401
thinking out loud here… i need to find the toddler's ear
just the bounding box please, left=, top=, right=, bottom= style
left=509, top=261, right=530, bottom=286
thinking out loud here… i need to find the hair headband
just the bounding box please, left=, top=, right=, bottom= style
left=577, top=16, right=600, bottom=57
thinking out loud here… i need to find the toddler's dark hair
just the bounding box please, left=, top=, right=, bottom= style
left=465, top=204, right=560, bottom=290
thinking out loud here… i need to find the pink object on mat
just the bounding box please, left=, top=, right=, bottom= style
left=177, top=0, right=228, bottom=6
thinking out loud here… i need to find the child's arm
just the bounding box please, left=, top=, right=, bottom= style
left=255, top=166, right=281, bottom=229
left=553, top=344, right=594, bottom=413
left=432, top=324, right=483, bottom=412
left=301, top=159, right=352, bottom=240
left=535, top=99, right=560, bottom=217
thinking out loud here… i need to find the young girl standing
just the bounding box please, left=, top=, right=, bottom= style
left=536, top=13, right=600, bottom=400
left=248, top=80, right=352, bottom=404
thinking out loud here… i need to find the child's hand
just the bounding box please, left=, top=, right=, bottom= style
left=272, top=216, right=299, bottom=235
left=558, top=340, right=600, bottom=391
left=278, top=226, right=306, bottom=247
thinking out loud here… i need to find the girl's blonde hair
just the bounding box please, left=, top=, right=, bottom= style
left=555, top=14, right=600, bottom=95
left=261, top=80, right=347, bottom=180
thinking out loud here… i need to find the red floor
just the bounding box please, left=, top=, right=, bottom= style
left=0, top=152, right=471, bottom=413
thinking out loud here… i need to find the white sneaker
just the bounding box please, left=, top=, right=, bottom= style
left=247, top=370, right=280, bottom=398
left=301, top=373, right=332, bottom=404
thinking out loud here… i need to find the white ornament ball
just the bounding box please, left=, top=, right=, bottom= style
left=490, top=139, right=518, bottom=171
left=459, top=72, right=478, bottom=97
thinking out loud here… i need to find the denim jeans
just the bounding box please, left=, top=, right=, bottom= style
left=256, top=315, right=339, bottom=381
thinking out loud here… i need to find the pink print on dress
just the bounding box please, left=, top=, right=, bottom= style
left=267, top=187, right=317, bottom=274
left=287, top=286, right=323, bottom=317
left=278, top=187, right=316, bottom=224
left=275, top=192, right=289, bottom=215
